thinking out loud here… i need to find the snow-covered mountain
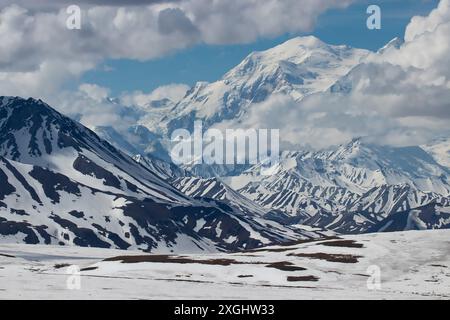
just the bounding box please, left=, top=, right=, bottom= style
left=224, top=139, right=450, bottom=232
left=368, top=203, right=450, bottom=233
left=300, top=186, right=449, bottom=234
left=235, top=139, right=450, bottom=195
left=166, top=141, right=450, bottom=235
left=78, top=36, right=450, bottom=237
left=0, top=96, right=320, bottom=252
left=140, top=36, right=369, bottom=134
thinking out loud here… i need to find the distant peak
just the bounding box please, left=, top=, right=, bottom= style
left=378, top=37, right=404, bottom=54
left=333, top=138, right=367, bottom=155
left=285, top=35, right=325, bottom=46
left=347, top=137, right=363, bottom=146
left=0, top=96, right=50, bottom=110
left=0, top=96, right=69, bottom=129
left=1, top=95, right=43, bottom=103
left=272, top=36, right=328, bottom=52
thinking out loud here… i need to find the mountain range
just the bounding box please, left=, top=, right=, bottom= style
left=0, top=96, right=315, bottom=252
left=1, top=36, right=449, bottom=252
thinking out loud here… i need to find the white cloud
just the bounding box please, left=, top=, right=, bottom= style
left=178, top=0, right=354, bottom=45
left=79, top=83, right=111, bottom=102
left=51, top=89, right=142, bottom=132
left=0, top=60, right=95, bottom=98
left=120, top=83, right=190, bottom=106
left=0, top=1, right=355, bottom=98
left=405, top=0, right=450, bottom=42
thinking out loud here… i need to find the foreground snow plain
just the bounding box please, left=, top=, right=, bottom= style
left=1, top=230, right=449, bottom=300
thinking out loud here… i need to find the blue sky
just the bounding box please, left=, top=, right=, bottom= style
left=81, top=0, right=439, bottom=96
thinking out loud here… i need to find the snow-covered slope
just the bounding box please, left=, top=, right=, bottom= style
left=1, top=230, right=449, bottom=299
left=0, top=96, right=320, bottom=252
left=133, top=154, right=187, bottom=181
left=422, top=137, right=450, bottom=169
left=135, top=97, right=177, bottom=137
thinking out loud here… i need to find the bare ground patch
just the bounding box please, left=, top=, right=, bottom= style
left=249, top=247, right=298, bottom=253
left=287, top=275, right=319, bottom=282
left=430, top=264, right=448, bottom=268
left=288, top=252, right=362, bottom=263
left=81, top=266, right=99, bottom=272
left=103, top=255, right=252, bottom=266
left=266, top=261, right=307, bottom=272
left=249, top=236, right=342, bottom=253
left=319, top=240, right=364, bottom=248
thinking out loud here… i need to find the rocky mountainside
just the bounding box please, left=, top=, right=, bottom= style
left=0, top=96, right=318, bottom=252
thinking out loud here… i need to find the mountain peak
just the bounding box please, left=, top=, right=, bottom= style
left=165, top=36, right=370, bottom=134
left=240, top=36, right=356, bottom=66
left=331, top=138, right=365, bottom=158
left=280, top=36, right=325, bottom=47
left=279, top=35, right=325, bottom=48
left=1, top=96, right=45, bottom=106
left=0, top=96, right=56, bottom=117
left=378, top=37, right=404, bottom=54
left=253, top=36, right=338, bottom=60
left=0, top=96, right=104, bottom=164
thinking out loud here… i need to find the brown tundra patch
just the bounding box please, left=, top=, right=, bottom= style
left=288, top=252, right=362, bottom=263
left=266, top=261, right=307, bottom=272
left=103, top=255, right=255, bottom=266
left=287, top=275, right=319, bottom=282
left=320, top=240, right=364, bottom=248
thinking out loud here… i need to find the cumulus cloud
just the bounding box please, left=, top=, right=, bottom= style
left=404, top=0, right=450, bottom=42
left=158, top=7, right=199, bottom=36
left=0, top=1, right=176, bottom=9
left=0, top=0, right=355, bottom=98
left=120, top=83, right=190, bottom=106
left=79, top=83, right=111, bottom=102
left=177, top=0, right=354, bottom=44
left=40, top=82, right=188, bottom=135
left=52, top=88, right=143, bottom=132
